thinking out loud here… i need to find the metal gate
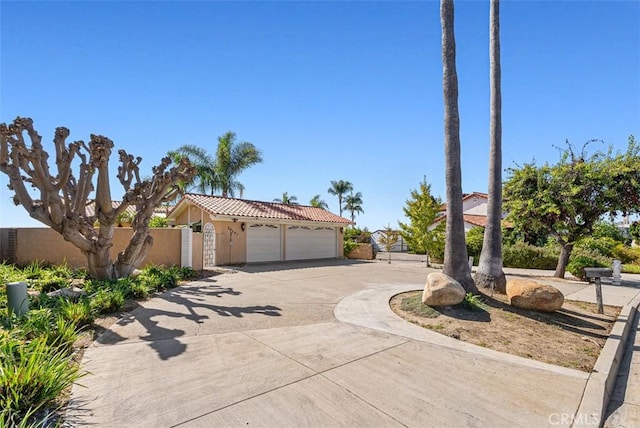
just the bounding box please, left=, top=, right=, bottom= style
left=203, top=222, right=216, bottom=268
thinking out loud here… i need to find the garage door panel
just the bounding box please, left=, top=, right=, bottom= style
left=247, top=224, right=281, bottom=262
left=285, top=226, right=336, bottom=260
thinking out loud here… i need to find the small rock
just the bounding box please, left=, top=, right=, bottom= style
left=422, top=272, right=466, bottom=306
left=47, top=286, right=87, bottom=300
left=506, top=279, right=564, bottom=312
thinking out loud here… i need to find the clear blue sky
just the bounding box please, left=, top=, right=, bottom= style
left=1, top=0, right=638, bottom=230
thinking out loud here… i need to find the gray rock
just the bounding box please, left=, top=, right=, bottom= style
left=47, top=286, right=87, bottom=300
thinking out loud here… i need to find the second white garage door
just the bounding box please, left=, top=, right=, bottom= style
left=285, top=226, right=337, bottom=260
left=247, top=224, right=281, bottom=262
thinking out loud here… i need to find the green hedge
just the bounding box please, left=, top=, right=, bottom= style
left=503, top=242, right=559, bottom=270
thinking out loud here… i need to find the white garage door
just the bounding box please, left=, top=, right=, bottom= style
left=285, top=226, right=337, bottom=260
left=247, top=224, right=281, bottom=262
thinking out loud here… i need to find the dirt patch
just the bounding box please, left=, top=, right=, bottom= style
left=390, top=289, right=620, bottom=372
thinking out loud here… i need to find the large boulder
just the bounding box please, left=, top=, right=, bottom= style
left=506, top=279, right=564, bottom=312
left=422, top=272, right=466, bottom=307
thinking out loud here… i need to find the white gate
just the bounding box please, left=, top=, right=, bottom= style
left=203, top=222, right=216, bottom=268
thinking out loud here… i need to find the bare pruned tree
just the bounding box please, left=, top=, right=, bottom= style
left=0, top=117, right=196, bottom=279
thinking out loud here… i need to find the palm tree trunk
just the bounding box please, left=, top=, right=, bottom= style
left=476, top=0, right=506, bottom=293
left=441, top=0, right=476, bottom=293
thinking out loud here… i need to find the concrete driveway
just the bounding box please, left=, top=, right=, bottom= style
left=67, top=259, right=639, bottom=427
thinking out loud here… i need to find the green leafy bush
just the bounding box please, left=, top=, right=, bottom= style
left=567, top=255, right=609, bottom=281
left=343, top=240, right=358, bottom=256
left=344, top=227, right=371, bottom=243
left=622, top=264, right=640, bottom=274
left=612, top=244, right=640, bottom=264
left=575, top=237, right=618, bottom=258
left=465, top=227, right=484, bottom=262
left=90, top=288, right=125, bottom=315
left=149, top=216, right=169, bottom=228
left=503, top=242, right=559, bottom=270
left=56, top=298, right=93, bottom=327
left=0, top=333, right=83, bottom=425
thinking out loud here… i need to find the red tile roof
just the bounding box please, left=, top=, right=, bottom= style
left=433, top=214, right=511, bottom=229
left=170, top=194, right=352, bottom=224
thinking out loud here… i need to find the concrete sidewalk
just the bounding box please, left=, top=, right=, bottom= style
left=67, top=260, right=640, bottom=427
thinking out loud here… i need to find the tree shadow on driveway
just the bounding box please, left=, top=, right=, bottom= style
left=96, top=283, right=281, bottom=360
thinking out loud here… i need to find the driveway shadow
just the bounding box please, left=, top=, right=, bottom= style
left=96, top=283, right=281, bottom=360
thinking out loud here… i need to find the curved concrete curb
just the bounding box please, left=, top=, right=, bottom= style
left=334, top=284, right=587, bottom=378
left=572, top=294, right=640, bottom=428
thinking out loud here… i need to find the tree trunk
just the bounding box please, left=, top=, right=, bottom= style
left=554, top=242, right=573, bottom=278
left=476, top=0, right=506, bottom=294
left=441, top=0, right=476, bottom=293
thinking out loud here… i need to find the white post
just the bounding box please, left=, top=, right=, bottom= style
left=468, top=256, right=474, bottom=270
left=612, top=259, right=622, bottom=286
left=181, top=227, right=193, bottom=268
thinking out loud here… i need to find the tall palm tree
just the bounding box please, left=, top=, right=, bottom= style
left=274, top=192, right=299, bottom=205
left=309, top=195, right=329, bottom=210
left=344, top=191, right=364, bottom=223
left=441, top=0, right=477, bottom=293
left=476, top=0, right=506, bottom=293
left=215, top=131, right=262, bottom=198
left=328, top=180, right=353, bottom=217
left=167, top=144, right=216, bottom=194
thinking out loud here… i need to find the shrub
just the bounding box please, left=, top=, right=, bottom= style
left=567, top=255, right=609, bottom=281
left=612, top=244, right=640, bottom=264
left=56, top=298, right=93, bottom=327
left=343, top=240, right=358, bottom=256
left=149, top=216, right=169, bottom=228
left=575, top=237, right=618, bottom=258
left=465, top=227, right=484, bottom=262
left=622, top=264, right=640, bottom=274
left=90, top=288, right=125, bottom=315
left=0, top=333, right=83, bottom=425
left=344, top=227, right=371, bottom=243
left=503, top=241, right=558, bottom=270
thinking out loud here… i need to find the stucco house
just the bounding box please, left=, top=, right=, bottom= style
left=167, top=194, right=352, bottom=267
left=431, top=192, right=490, bottom=233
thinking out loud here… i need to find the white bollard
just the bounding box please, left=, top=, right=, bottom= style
left=468, top=256, right=474, bottom=270
left=612, top=260, right=622, bottom=286
left=7, top=281, right=29, bottom=317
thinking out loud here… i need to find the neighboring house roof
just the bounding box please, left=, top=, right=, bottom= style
left=85, top=201, right=172, bottom=217
left=432, top=214, right=488, bottom=228
left=439, top=192, right=489, bottom=212
left=168, top=193, right=352, bottom=225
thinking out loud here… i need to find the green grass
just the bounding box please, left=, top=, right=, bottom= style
left=400, top=293, right=441, bottom=318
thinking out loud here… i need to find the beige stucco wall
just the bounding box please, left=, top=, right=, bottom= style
left=172, top=206, right=345, bottom=265
left=174, top=205, right=205, bottom=227
left=11, top=227, right=183, bottom=269
left=192, top=232, right=203, bottom=270
left=211, top=220, right=247, bottom=265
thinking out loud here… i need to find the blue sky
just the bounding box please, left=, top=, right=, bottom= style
left=1, top=0, right=638, bottom=230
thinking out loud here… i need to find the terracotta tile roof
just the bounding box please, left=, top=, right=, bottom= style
left=171, top=193, right=352, bottom=224
left=462, top=214, right=488, bottom=228
left=85, top=201, right=171, bottom=217
left=433, top=214, right=512, bottom=229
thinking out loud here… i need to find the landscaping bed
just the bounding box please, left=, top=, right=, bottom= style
left=390, top=288, right=620, bottom=372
